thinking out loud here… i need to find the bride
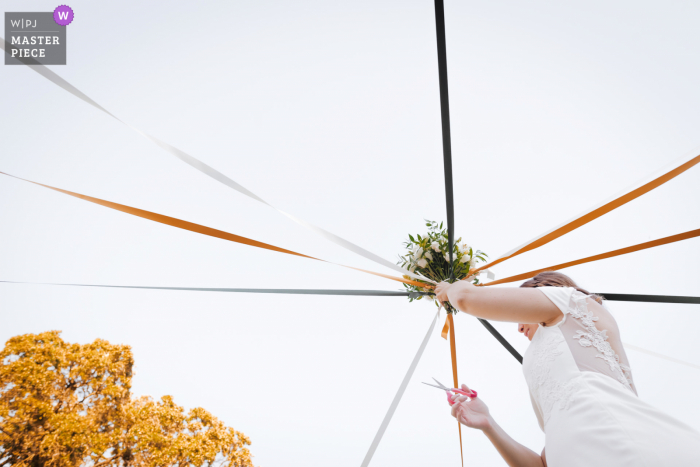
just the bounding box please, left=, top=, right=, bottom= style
left=434, top=271, right=700, bottom=467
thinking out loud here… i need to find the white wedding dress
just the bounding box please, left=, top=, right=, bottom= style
left=523, top=286, right=700, bottom=466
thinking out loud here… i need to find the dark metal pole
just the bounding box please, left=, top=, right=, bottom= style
left=433, top=0, right=522, bottom=364
left=434, top=0, right=456, bottom=282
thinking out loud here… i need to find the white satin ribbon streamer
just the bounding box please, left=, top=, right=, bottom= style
left=0, top=281, right=418, bottom=296
left=360, top=309, right=439, bottom=467
left=623, top=342, right=700, bottom=371
left=0, top=37, right=433, bottom=285
left=473, top=269, right=495, bottom=280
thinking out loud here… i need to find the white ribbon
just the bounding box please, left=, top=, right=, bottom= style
left=623, top=342, right=700, bottom=370
left=0, top=37, right=434, bottom=285
left=360, top=309, right=439, bottom=466
left=473, top=269, right=495, bottom=281
left=0, top=281, right=419, bottom=296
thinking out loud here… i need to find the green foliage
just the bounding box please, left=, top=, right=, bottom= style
left=398, top=220, right=488, bottom=312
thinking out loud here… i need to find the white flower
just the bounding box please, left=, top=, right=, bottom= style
left=417, top=258, right=428, bottom=268
left=460, top=255, right=469, bottom=263
left=444, top=253, right=451, bottom=262
left=469, top=256, right=477, bottom=267
left=409, top=265, right=416, bottom=273
left=431, top=242, right=440, bottom=252
left=425, top=251, right=433, bottom=261
left=415, top=247, right=424, bottom=258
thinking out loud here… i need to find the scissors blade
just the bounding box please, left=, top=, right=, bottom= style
left=422, top=382, right=449, bottom=391
left=432, top=377, right=449, bottom=389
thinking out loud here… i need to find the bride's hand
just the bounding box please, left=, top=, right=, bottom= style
left=450, top=384, right=492, bottom=431
left=434, top=280, right=475, bottom=308
left=434, top=281, right=452, bottom=304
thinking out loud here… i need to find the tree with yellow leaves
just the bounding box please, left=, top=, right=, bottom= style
left=0, top=331, right=253, bottom=467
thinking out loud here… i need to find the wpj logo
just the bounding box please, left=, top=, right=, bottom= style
left=11, top=18, right=39, bottom=29
left=4, top=6, right=73, bottom=65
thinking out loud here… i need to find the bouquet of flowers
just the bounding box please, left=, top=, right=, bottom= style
left=399, top=220, right=487, bottom=313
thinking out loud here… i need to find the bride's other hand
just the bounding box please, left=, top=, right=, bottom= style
left=450, top=384, right=492, bottom=431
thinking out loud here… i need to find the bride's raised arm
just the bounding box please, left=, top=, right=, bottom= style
left=434, top=280, right=562, bottom=326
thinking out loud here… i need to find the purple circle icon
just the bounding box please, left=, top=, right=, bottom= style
left=53, top=5, right=74, bottom=26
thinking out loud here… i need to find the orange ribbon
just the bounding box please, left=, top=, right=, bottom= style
left=470, top=154, right=700, bottom=277
left=8, top=168, right=696, bottom=294
left=482, top=228, right=700, bottom=286
left=0, top=171, right=431, bottom=290
left=441, top=316, right=451, bottom=339
left=440, top=313, right=464, bottom=466
left=446, top=313, right=464, bottom=466
left=439, top=313, right=463, bottom=465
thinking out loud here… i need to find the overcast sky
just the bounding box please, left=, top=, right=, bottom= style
left=1, top=1, right=699, bottom=466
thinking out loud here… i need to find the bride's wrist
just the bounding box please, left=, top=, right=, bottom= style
left=480, top=415, right=496, bottom=433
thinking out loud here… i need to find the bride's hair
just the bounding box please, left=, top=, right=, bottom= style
left=520, top=271, right=603, bottom=304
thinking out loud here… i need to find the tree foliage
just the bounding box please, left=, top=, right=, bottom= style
left=0, top=331, right=253, bottom=467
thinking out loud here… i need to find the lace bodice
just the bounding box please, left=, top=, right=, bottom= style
left=523, top=287, right=636, bottom=429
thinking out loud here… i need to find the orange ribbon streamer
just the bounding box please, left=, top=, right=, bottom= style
left=441, top=316, right=451, bottom=339
left=440, top=315, right=464, bottom=465
left=446, top=314, right=464, bottom=467
left=0, top=171, right=431, bottom=289
left=470, top=154, right=700, bottom=277
left=483, top=228, right=700, bottom=286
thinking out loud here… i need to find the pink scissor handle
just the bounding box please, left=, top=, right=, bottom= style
left=447, top=388, right=478, bottom=405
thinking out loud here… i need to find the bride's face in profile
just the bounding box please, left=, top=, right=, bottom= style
left=518, top=323, right=539, bottom=341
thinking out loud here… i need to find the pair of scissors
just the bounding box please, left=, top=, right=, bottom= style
left=422, top=377, right=477, bottom=405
